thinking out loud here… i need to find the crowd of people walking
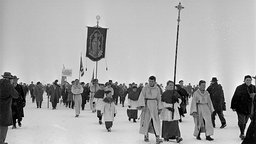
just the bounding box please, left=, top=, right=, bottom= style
left=0, top=71, right=256, bottom=144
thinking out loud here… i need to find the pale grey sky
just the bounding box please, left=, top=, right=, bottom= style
left=1, top=0, right=256, bottom=101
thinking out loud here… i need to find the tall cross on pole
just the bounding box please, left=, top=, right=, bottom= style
left=172, top=2, right=184, bottom=119
left=173, top=2, right=184, bottom=88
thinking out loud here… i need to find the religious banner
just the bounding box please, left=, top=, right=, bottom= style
left=86, top=26, right=107, bottom=62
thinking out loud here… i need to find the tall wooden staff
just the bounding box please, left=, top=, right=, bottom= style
left=172, top=2, right=184, bottom=119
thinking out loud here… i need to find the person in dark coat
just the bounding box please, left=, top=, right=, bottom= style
left=28, top=81, right=35, bottom=103
left=0, top=72, right=18, bottom=144
left=49, top=80, right=61, bottom=109
left=80, top=82, right=87, bottom=110
left=231, top=75, right=256, bottom=140
left=11, top=76, right=26, bottom=129
left=242, top=91, right=256, bottom=144
left=176, top=80, right=189, bottom=121
left=207, top=77, right=227, bottom=128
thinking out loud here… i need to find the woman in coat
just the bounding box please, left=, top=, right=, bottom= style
left=67, top=82, right=74, bottom=109
left=160, top=81, right=182, bottom=143
left=190, top=80, right=214, bottom=141
left=101, top=91, right=117, bottom=132
left=34, top=82, right=44, bottom=108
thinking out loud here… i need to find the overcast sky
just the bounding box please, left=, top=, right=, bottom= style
left=1, top=0, right=255, bottom=101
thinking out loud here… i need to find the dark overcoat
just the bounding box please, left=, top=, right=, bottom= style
left=207, top=83, right=225, bottom=112
left=231, top=83, right=256, bottom=115
left=0, top=79, right=18, bottom=126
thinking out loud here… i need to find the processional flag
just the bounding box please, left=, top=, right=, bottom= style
left=86, top=27, right=107, bottom=62
left=80, top=56, right=84, bottom=77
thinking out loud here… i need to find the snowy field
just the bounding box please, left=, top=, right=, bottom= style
left=7, top=93, right=247, bottom=144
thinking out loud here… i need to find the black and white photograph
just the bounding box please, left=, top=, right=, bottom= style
left=0, top=0, right=256, bottom=144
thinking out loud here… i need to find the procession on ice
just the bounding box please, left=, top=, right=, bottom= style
left=1, top=1, right=256, bottom=144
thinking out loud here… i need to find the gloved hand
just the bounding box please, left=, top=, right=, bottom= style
left=166, top=107, right=174, bottom=112
left=128, top=105, right=131, bottom=108
left=114, top=113, right=116, bottom=117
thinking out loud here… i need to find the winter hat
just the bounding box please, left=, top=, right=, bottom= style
left=211, top=77, right=218, bottom=82
left=244, top=75, right=252, bottom=80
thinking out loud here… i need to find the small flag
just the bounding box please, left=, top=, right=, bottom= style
left=80, top=56, right=84, bottom=77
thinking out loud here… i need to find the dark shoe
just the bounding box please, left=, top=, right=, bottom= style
left=206, top=136, right=214, bottom=141
left=176, top=137, right=183, bottom=143
left=18, top=122, right=22, bottom=127
left=239, top=134, right=245, bottom=140
left=75, top=115, right=79, bottom=117
left=99, top=120, right=102, bottom=125
left=144, top=135, right=149, bottom=142
left=196, top=136, right=201, bottom=140
left=220, top=124, right=226, bottom=129
left=163, top=138, right=169, bottom=141
left=156, top=136, right=163, bottom=144
left=133, top=119, right=136, bottom=123
left=128, top=118, right=131, bottom=121
left=107, top=128, right=111, bottom=132
left=12, top=125, right=17, bottom=129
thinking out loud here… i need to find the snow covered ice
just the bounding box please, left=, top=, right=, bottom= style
left=7, top=94, right=247, bottom=144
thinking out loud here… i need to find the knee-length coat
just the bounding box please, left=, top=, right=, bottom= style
left=0, top=79, right=18, bottom=126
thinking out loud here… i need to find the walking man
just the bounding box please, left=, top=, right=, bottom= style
left=207, top=77, right=227, bottom=128
left=231, top=75, right=256, bottom=140
left=137, top=76, right=163, bottom=144
left=0, top=72, right=18, bottom=144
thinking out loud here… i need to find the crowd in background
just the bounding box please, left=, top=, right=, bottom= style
left=1, top=72, right=256, bottom=144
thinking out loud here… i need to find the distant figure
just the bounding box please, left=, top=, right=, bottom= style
left=66, top=82, right=74, bottom=109
left=137, top=76, right=164, bottom=144
left=160, top=81, right=183, bottom=143
left=190, top=80, right=214, bottom=141
left=29, top=81, right=35, bottom=103
left=102, top=90, right=117, bottom=132
left=231, top=75, right=256, bottom=140
left=71, top=79, right=83, bottom=117
left=12, top=76, right=26, bottom=129
left=49, top=80, right=61, bottom=109
left=0, top=72, right=18, bottom=144
left=206, top=77, right=226, bottom=128
left=34, top=82, right=44, bottom=108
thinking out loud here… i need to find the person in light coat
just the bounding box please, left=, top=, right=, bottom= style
left=190, top=80, right=214, bottom=141
left=160, top=81, right=182, bottom=143
left=137, top=76, right=164, bottom=144
left=34, top=82, right=44, bottom=108
left=101, top=91, right=117, bottom=132
left=71, top=79, right=83, bottom=117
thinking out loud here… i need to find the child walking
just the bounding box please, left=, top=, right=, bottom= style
left=102, top=90, right=117, bottom=132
